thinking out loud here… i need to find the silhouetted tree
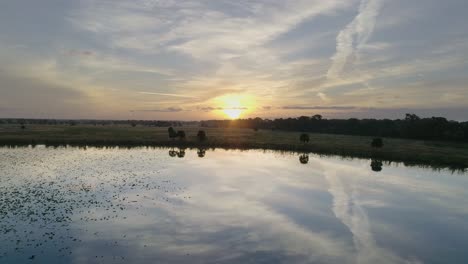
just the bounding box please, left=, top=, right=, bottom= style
left=20, top=124, right=26, bottom=130
left=299, top=154, right=309, bottom=164
left=371, top=160, right=383, bottom=172
left=371, top=138, right=384, bottom=148
left=197, top=130, right=207, bottom=141
left=177, top=130, right=186, bottom=140
left=131, top=123, right=137, bottom=127
left=300, top=133, right=310, bottom=143
left=312, top=114, right=322, bottom=120
left=168, top=127, right=178, bottom=140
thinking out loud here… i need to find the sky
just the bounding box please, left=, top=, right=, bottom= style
left=0, top=0, right=467, bottom=121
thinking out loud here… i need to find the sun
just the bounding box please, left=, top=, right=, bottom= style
left=216, top=94, right=253, bottom=119
left=224, top=108, right=242, bottom=119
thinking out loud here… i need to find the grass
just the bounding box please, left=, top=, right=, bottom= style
left=1, top=124, right=467, bottom=169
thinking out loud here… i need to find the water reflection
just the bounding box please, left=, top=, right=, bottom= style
left=197, top=148, right=206, bottom=158
left=371, top=159, right=383, bottom=172
left=299, top=153, right=309, bottom=164
left=169, top=147, right=186, bottom=158
left=1, top=147, right=468, bottom=263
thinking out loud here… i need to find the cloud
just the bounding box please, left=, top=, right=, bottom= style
left=282, top=106, right=357, bottom=110
left=199, top=106, right=248, bottom=112
left=327, top=0, right=385, bottom=79
left=65, top=49, right=95, bottom=57
left=130, top=107, right=185, bottom=113
left=138, top=91, right=198, bottom=98
left=0, top=71, right=94, bottom=118
left=317, top=92, right=330, bottom=102
left=322, top=161, right=418, bottom=264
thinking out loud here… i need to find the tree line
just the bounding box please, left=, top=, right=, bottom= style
left=201, top=114, right=468, bottom=142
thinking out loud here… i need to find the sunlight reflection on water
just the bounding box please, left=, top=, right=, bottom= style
left=1, top=146, right=467, bottom=263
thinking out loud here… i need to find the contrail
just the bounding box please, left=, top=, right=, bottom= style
left=327, top=0, right=384, bottom=79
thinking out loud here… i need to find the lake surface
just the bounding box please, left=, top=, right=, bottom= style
left=1, top=146, right=467, bottom=264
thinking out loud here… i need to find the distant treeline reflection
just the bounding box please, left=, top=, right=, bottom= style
left=0, top=143, right=465, bottom=173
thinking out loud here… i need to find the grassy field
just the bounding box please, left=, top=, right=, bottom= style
left=1, top=124, right=467, bottom=169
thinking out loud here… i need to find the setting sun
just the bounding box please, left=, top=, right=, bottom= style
left=215, top=94, right=254, bottom=119
left=223, top=108, right=242, bottom=119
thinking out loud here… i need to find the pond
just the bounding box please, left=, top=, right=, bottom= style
left=1, top=146, right=467, bottom=264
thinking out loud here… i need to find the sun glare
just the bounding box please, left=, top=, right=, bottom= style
left=216, top=94, right=253, bottom=119
left=224, top=109, right=242, bottom=119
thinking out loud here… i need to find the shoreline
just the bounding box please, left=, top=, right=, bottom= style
left=1, top=137, right=467, bottom=170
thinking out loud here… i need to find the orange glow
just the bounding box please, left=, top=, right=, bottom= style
left=215, top=94, right=254, bottom=119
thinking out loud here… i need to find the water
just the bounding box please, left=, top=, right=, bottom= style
left=1, top=146, right=467, bottom=264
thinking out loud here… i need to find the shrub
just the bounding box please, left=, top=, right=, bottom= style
left=177, top=130, right=186, bottom=140
left=371, top=138, right=384, bottom=148
left=300, top=133, right=310, bottom=143
left=168, top=127, right=178, bottom=139
left=197, top=130, right=207, bottom=141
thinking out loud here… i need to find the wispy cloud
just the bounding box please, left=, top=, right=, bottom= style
left=327, top=0, right=385, bottom=79
left=282, top=106, right=357, bottom=110
left=130, top=107, right=185, bottom=112
left=138, top=91, right=198, bottom=98
left=199, top=106, right=248, bottom=112
left=1, top=0, right=468, bottom=119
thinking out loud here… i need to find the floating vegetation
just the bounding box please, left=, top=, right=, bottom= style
left=0, top=146, right=189, bottom=261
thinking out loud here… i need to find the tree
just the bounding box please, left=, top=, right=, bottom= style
left=312, top=114, right=322, bottom=121
left=405, top=113, right=420, bottom=122
left=300, top=133, right=310, bottom=143
left=131, top=122, right=137, bottom=127
left=168, top=127, right=178, bottom=139
left=371, top=138, right=383, bottom=148
left=177, top=130, right=186, bottom=140
left=197, top=130, right=207, bottom=141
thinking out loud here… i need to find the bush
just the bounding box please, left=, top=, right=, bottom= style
left=371, top=138, right=384, bottom=148
left=300, top=133, right=310, bottom=143
left=197, top=130, right=207, bottom=141
left=168, top=127, right=178, bottom=139
left=177, top=130, right=186, bottom=139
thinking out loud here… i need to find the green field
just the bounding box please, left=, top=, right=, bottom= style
left=1, top=124, right=467, bottom=169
